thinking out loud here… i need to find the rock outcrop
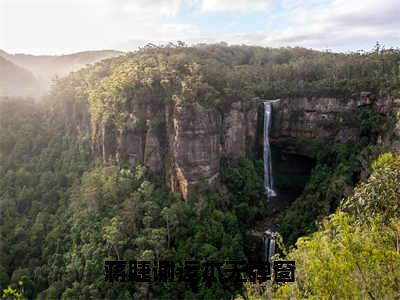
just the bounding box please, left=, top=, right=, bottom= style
left=144, top=127, right=162, bottom=172
left=166, top=101, right=260, bottom=199
left=374, top=97, right=400, bottom=154
left=64, top=97, right=260, bottom=199
left=65, top=92, right=400, bottom=199
left=270, top=94, right=400, bottom=156
left=167, top=102, right=220, bottom=200
left=222, top=101, right=260, bottom=157
left=223, top=102, right=246, bottom=156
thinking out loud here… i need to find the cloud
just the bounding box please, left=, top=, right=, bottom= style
left=108, top=0, right=185, bottom=17
left=201, top=0, right=271, bottom=12
left=261, top=0, right=400, bottom=50
left=0, top=0, right=113, bottom=54
left=115, top=23, right=201, bottom=50
left=0, top=0, right=197, bottom=54
left=109, top=0, right=271, bottom=15
left=103, top=0, right=201, bottom=49
left=2, top=0, right=400, bottom=54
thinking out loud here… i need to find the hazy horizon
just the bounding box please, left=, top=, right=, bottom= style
left=0, top=41, right=394, bottom=57
left=1, top=0, right=400, bottom=55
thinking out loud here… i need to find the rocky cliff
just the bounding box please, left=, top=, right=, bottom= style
left=64, top=97, right=260, bottom=199
left=167, top=101, right=259, bottom=199
left=270, top=93, right=400, bottom=156
left=65, top=92, right=400, bottom=199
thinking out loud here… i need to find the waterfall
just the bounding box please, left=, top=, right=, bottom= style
left=265, top=236, right=276, bottom=263
left=263, top=102, right=277, bottom=198
left=264, top=228, right=277, bottom=264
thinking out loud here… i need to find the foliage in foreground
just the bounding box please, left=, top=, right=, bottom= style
left=0, top=98, right=267, bottom=299
left=246, top=153, right=400, bottom=299
left=2, top=42, right=400, bottom=298
left=279, top=106, right=388, bottom=245
left=1, top=281, right=24, bottom=300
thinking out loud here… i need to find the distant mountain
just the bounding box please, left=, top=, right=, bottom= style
left=0, top=49, right=123, bottom=95
left=0, top=55, right=40, bottom=97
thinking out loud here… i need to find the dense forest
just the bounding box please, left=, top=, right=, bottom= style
left=1, top=43, right=400, bottom=299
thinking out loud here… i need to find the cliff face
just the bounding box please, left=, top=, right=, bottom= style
left=91, top=100, right=165, bottom=171
left=167, top=102, right=220, bottom=199
left=222, top=101, right=259, bottom=157
left=66, top=92, right=400, bottom=199
left=270, top=94, right=400, bottom=156
left=67, top=97, right=259, bottom=199
left=165, top=101, right=262, bottom=199
left=270, top=96, right=367, bottom=156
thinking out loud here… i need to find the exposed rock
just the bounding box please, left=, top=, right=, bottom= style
left=118, top=129, right=145, bottom=166
left=144, top=128, right=161, bottom=171
left=61, top=98, right=90, bottom=137
left=101, top=121, right=118, bottom=163
left=223, top=101, right=246, bottom=156
left=359, top=91, right=373, bottom=106
left=98, top=100, right=165, bottom=170
left=270, top=98, right=339, bottom=156
left=269, top=95, right=386, bottom=156
left=68, top=91, right=400, bottom=198
left=335, top=128, right=360, bottom=143
left=374, top=96, right=396, bottom=115
left=174, top=166, right=189, bottom=201
left=168, top=102, right=220, bottom=200
left=245, top=104, right=259, bottom=150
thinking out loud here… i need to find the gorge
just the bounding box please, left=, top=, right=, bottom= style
left=53, top=45, right=400, bottom=205
left=3, top=44, right=400, bottom=299
left=63, top=92, right=400, bottom=200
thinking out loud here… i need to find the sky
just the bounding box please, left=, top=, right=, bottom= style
left=1, top=0, right=399, bottom=55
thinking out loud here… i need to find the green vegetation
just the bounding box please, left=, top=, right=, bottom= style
left=52, top=43, right=400, bottom=133
left=279, top=105, right=390, bottom=245
left=1, top=280, right=24, bottom=300
left=243, top=153, right=400, bottom=299
left=274, top=153, right=400, bottom=299
left=1, top=44, right=400, bottom=298
left=0, top=97, right=93, bottom=299
left=0, top=97, right=268, bottom=298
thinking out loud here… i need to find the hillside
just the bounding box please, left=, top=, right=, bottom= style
left=245, top=152, right=400, bottom=299
left=0, top=56, right=40, bottom=97
left=1, top=44, right=400, bottom=299
left=0, top=49, right=123, bottom=94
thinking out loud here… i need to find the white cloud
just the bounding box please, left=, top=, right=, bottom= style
left=262, top=0, right=400, bottom=51
left=108, top=0, right=185, bottom=17
left=0, top=0, right=197, bottom=54
left=1, top=0, right=112, bottom=54
left=1, top=0, right=399, bottom=54
left=201, top=0, right=270, bottom=12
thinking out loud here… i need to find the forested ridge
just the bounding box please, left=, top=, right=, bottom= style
left=0, top=57, right=40, bottom=97
left=1, top=43, right=400, bottom=299
left=0, top=49, right=122, bottom=97
left=52, top=43, right=400, bottom=122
